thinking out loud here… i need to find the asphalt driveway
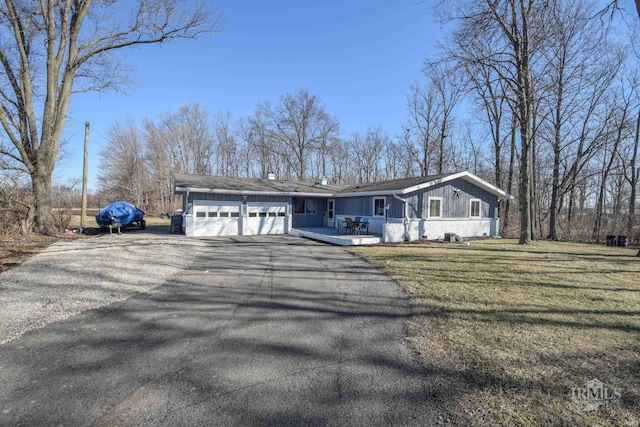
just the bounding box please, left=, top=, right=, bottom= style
left=0, top=235, right=455, bottom=425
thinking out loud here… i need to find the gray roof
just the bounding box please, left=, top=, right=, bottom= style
left=338, top=173, right=455, bottom=194
left=175, top=174, right=345, bottom=196
left=175, top=171, right=512, bottom=199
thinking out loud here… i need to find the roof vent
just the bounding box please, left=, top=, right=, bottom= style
left=266, top=170, right=276, bottom=180
left=319, top=176, right=328, bottom=185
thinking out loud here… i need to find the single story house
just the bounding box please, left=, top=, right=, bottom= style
left=174, top=171, right=512, bottom=242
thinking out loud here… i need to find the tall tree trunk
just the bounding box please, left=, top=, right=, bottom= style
left=488, top=0, right=535, bottom=246
left=547, top=71, right=564, bottom=240
left=628, top=108, right=639, bottom=237
left=531, top=121, right=539, bottom=240
left=593, top=169, right=607, bottom=242
left=32, top=163, right=54, bottom=235
left=567, top=183, right=576, bottom=239
left=519, top=128, right=533, bottom=245
left=503, top=115, right=517, bottom=234
left=438, top=128, right=445, bottom=174
left=548, top=141, right=561, bottom=240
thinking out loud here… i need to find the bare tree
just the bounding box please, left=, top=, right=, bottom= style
left=350, top=126, right=388, bottom=183
left=260, top=90, right=338, bottom=181
left=326, top=136, right=351, bottom=184
left=442, top=0, right=549, bottom=244
left=627, top=106, right=639, bottom=239
left=406, top=83, right=438, bottom=176
left=241, top=109, right=279, bottom=178
left=592, top=94, right=632, bottom=241
left=539, top=0, right=623, bottom=240
left=0, top=171, right=32, bottom=235
left=423, top=61, right=465, bottom=174
left=462, top=57, right=512, bottom=190
left=383, top=138, right=412, bottom=180
left=141, top=103, right=215, bottom=212
left=310, top=113, right=340, bottom=180
left=213, top=109, right=238, bottom=177
left=600, top=0, right=640, bottom=19
left=0, top=0, right=221, bottom=233
left=99, top=119, right=147, bottom=207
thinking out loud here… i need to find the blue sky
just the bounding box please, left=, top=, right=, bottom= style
left=57, top=0, right=442, bottom=191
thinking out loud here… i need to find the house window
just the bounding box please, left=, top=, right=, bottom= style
left=294, top=198, right=318, bottom=214
left=470, top=199, right=481, bottom=218
left=428, top=197, right=442, bottom=218
left=373, top=197, right=386, bottom=217
left=305, top=199, right=316, bottom=214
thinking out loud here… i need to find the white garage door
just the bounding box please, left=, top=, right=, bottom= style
left=246, top=203, right=287, bottom=235
left=193, top=202, right=241, bottom=237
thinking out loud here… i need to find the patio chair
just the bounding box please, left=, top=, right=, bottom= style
left=344, top=217, right=357, bottom=234
left=359, top=218, right=369, bottom=234
left=354, top=217, right=362, bottom=235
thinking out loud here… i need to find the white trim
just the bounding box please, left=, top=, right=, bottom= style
left=373, top=196, right=386, bottom=217
left=470, top=199, right=481, bottom=218
left=327, top=198, right=335, bottom=228
left=427, top=197, right=443, bottom=219
left=326, top=172, right=513, bottom=199
left=400, top=171, right=513, bottom=200
left=336, top=189, right=399, bottom=198
left=175, top=186, right=332, bottom=198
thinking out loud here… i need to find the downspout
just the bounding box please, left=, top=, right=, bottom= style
left=393, top=193, right=409, bottom=241
left=184, top=190, right=190, bottom=234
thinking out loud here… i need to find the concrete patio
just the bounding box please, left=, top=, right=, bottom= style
left=289, top=227, right=382, bottom=246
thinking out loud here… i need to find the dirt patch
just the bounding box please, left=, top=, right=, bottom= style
left=0, top=233, right=85, bottom=273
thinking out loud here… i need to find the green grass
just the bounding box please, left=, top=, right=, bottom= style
left=350, top=239, right=640, bottom=426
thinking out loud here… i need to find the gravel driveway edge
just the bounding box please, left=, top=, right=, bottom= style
left=0, top=232, right=210, bottom=345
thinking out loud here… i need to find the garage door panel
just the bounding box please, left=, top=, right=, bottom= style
left=246, top=204, right=286, bottom=235
left=193, top=202, right=241, bottom=237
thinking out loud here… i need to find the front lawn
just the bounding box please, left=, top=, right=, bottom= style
left=350, top=239, right=639, bottom=426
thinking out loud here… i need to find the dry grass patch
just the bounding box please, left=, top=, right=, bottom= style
left=69, top=215, right=171, bottom=228
left=0, top=234, right=76, bottom=273
left=350, top=239, right=640, bottom=426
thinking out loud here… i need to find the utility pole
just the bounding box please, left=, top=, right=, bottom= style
left=80, top=122, right=90, bottom=227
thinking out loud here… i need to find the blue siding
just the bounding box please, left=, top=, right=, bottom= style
left=335, top=196, right=401, bottom=220
left=292, top=197, right=326, bottom=227
left=413, top=178, right=498, bottom=218
left=335, top=178, right=499, bottom=220
left=187, top=193, right=290, bottom=204
left=406, top=193, right=421, bottom=219
left=336, top=196, right=371, bottom=216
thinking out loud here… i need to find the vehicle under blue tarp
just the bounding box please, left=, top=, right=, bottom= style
left=95, top=201, right=145, bottom=227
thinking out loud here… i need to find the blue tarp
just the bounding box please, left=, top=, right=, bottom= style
left=95, top=201, right=144, bottom=227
